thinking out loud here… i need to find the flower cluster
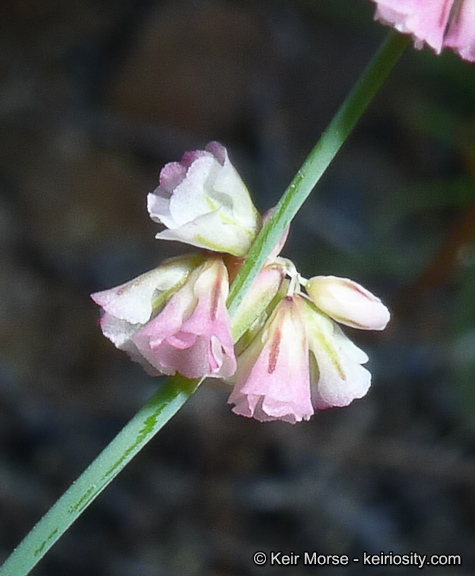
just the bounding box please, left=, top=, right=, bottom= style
left=92, top=142, right=390, bottom=423
left=371, top=0, right=475, bottom=62
left=228, top=262, right=389, bottom=423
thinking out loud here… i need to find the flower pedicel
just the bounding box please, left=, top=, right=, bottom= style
left=92, top=142, right=390, bottom=423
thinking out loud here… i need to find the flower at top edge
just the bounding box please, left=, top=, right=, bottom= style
left=371, top=0, right=475, bottom=62
left=147, top=141, right=262, bottom=257
left=91, top=254, right=236, bottom=379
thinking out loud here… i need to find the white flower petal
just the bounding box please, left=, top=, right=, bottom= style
left=147, top=142, right=261, bottom=256
left=91, top=256, right=197, bottom=324
left=296, top=296, right=371, bottom=410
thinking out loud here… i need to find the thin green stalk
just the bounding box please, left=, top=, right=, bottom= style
left=227, top=31, right=409, bottom=314
left=0, top=30, right=408, bottom=576
left=0, top=375, right=202, bottom=576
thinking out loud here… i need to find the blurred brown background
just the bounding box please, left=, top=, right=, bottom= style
left=1, top=0, right=475, bottom=574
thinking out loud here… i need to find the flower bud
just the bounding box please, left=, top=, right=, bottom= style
left=305, top=275, right=390, bottom=330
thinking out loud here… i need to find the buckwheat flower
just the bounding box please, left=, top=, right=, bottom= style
left=295, top=296, right=371, bottom=410
left=226, top=258, right=390, bottom=422
left=305, top=276, right=390, bottom=330
left=371, top=0, right=475, bottom=62
left=91, top=254, right=236, bottom=379
left=147, top=142, right=262, bottom=257
left=444, top=0, right=475, bottom=61
left=228, top=296, right=314, bottom=423
left=228, top=290, right=374, bottom=423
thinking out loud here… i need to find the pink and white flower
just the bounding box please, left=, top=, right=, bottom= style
left=371, top=0, right=475, bottom=62
left=295, top=295, right=371, bottom=410
left=91, top=254, right=236, bottom=379
left=147, top=142, right=262, bottom=257
left=228, top=296, right=314, bottom=423
left=227, top=266, right=389, bottom=423
left=92, top=138, right=391, bottom=423
left=305, top=275, right=390, bottom=330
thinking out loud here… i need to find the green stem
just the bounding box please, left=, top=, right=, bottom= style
left=227, top=31, right=409, bottom=315
left=0, top=375, right=202, bottom=576
left=0, top=30, right=408, bottom=576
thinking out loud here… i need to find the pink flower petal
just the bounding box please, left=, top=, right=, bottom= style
left=159, top=161, right=187, bottom=193
left=92, top=255, right=235, bottom=380
left=444, top=0, right=475, bottom=61
left=133, top=257, right=236, bottom=379
left=372, top=0, right=475, bottom=61
left=228, top=297, right=313, bottom=423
